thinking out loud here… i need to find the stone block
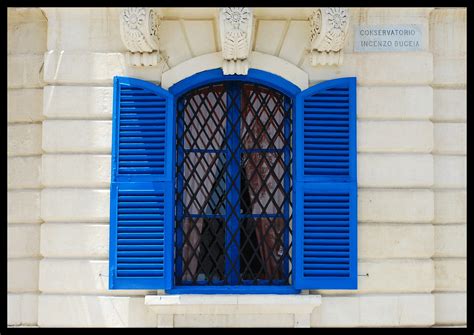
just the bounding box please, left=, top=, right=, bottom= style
left=311, top=296, right=359, bottom=327
left=278, top=20, right=308, bottom=65
left=182, top=20, right=216, bottom=57
left=430, top=8, right=466, bottom=58
left=433, top=57, right=466, bottom=86
left=433, top=123, right=466, bottom=155
left=8, top=124, right=42, bottom=157
left=43, top=86, right=112, bottom=119
left=315, top=259, right=435, bottom=295
left=7, top=293, right=39, bottom=326
left=358, top=154, right=433, bottom=188
left=434, top=190, right=466, bottom=223
left=8, top=224, right=40, bottom=258
left=8, top=259, right=39, bottom=293
left=40, top=223, right=109, bottom=258
left=39, top=259, right=153, bottom=295
left=434, top=259, right=466, bottom=292
left=304, top=52, right=433, bottom=86
left=8, top=156, right=42, bottom=189
left=8, top=20, right=46, bottom=54
left=254, top=20, right=288, bottom=56
left=434, top=155, right=466, bottom=189
left=434, top=224, right=466, bottom=257
left=359, top=294, right=434, bottom=327
left=42, top=120, right=111, bottom=153
left=433, top=89, right=466, bottom=122
left=7, top=89, right=44, bottom=123
left=45, top=8, right=124, bottom=52
left=8, top=190, right=42, bottom=224
left=8, top=7, right=47, bottom=23
left=38, top=295, right=156, bottom=327
left=43, top=50, right=164, bottom=85
left=311, top=294, right=434, bottom=327
left=359, top=223, right=434, bottom=259
left=7, top=54, right=45, bottom=89
left=42, top=154, right=111, bottom=187
left=357, top=121, right=433, bottom=153
left=173, top=313, right=295, bottom=328
left=158, top=20, right=193, bottom=68
left=359, top=189, right=434, bottom=223
left=357, top=86, right=433, bottom=120
left=434, top=292, right=466, bottom=325
left=41, top=188, right=110, bottom=222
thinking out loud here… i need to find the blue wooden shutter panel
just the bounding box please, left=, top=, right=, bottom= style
left=294, top=77, right=357, bottom=289
left=109, top=77, right=174, bottom=289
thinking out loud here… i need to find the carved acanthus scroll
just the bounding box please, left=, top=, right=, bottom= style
left=219, top=7, right=253, bottom=75
left=120, top=7, right=162, bottom=66
left=309, top=8, right=350, bottom=66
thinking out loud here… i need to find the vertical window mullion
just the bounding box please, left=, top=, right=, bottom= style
left=283, top=95, right=292, bottom=281
left=175, top=97, right=185, bottom=284
left=224, top=82, right=241, bottom=285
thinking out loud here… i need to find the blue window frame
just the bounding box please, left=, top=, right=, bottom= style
left=173, top=80, right=294, bottom=292
left=108, top=69, right=358, bottom=293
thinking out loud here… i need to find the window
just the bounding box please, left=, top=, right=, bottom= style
left=175, top=82, right=292, bottom=287
left=108, top=69, right=357, bottom=293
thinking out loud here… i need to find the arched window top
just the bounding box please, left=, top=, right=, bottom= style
left=169, top=68, right=302, bottom=100
left=162, top=51, right=309, bottom=92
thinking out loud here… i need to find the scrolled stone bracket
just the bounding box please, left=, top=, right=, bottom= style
left=120, top=7, right=163, bottom=67
left=219, top=7, right=253, bottom=75
left=309, top=8, right=349, bottom=66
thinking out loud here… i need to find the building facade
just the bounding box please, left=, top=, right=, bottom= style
left=7, top=7, right=466, bottom=328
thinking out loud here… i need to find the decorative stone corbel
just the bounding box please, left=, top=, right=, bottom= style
left=309, top=8, right=350, bottom=66
left=120, top=7, right=162, bottom=66
left=219, top=7, right=253, bottom=75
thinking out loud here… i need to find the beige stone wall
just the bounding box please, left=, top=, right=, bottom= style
left=7, top=7, right=466, bottom=328
left=7, top=8, right=47, bottom=326
left=430, top=8, right=467, bottom=327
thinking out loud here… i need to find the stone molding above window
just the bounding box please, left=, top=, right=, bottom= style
left=309, top=8, right=350, bottom=66
left=219, top=7, right=253, bottom=75
left=119, top=7, right=163, bottom=66
left=118, top=7, right=349, bottom=69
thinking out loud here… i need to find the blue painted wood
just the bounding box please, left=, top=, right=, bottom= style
left=294, top=77, right=358, bottom=290
left=175, top=97, right=185, bottom=283
left=283, top=95, right=291, bottom=281
left=166, top=286, right=299, bottom=294
left=170, top=69, right=301, bottom=293
left=169, top=68, right=301, bottom=99
left=110, top=71, right=358, bottom=293
left=224, top=82, right=241, bottom=284
left=109, top=76, right=174, bottom=290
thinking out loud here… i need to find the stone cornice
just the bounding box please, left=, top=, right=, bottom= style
left=309, top=8, right=350, bottom=66
left=119, top=7, right=163, bottom=67
left=219, top=7, right=253, bottom=75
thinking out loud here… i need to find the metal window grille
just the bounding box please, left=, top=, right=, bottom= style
left=175, top=81, right=293, bottom=286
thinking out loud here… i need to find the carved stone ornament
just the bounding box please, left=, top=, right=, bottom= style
left=120, top=7, right=162, bottom=66
left=309, top=8, right=349, bottom=66
left=219, top=7, right=253, bottom=75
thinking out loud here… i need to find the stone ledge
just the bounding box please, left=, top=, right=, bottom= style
left=145, top=294, right=321, bottom=314
left=145, top=294, right=321, bottom=327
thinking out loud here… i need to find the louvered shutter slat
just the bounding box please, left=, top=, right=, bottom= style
left=294, top=77, right=357, bottom=290
left=109, top=77, right=173, bottom=290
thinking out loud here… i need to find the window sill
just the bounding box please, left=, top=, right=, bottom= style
left=144, top=294, right=321, bottom=327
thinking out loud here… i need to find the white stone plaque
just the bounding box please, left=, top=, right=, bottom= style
left=354, top=24, right=422, bottom=52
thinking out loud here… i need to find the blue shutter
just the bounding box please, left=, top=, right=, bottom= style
left=294, top=77, right=357, bottom=289
left=109, top=77, right=174, bottom=289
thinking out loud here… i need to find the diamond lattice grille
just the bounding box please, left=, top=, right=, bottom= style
left=175, top=82, right=293, bottom=286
